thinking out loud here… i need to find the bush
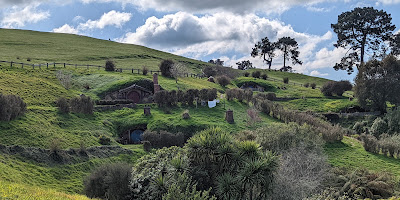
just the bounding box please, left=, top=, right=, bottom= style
left=244, top=89, right=253, bottom=103
left=370, top=117, right=388, bottom=138
left=261, top=73, right=268, bottom=80
left=353, top=121, right=368, bottom=134
left=84, top=163, right=132, bottom=200
left=216, top=75, right=231, bottom=87
left=143, top=141, right=151, bottom=152
left=203, top=66, right=217, bottom=77
left=99, top=135, right=111, bottom=145
left=304, top=83, right=310, bottom=88
left=182, top=110, right=190, bottom=119
left=244, top=72, right=250, bottom=77
left=160, top=59, right=174, bottom=77
left=252, top=71, right=261, bottom=78
left=141, top=130, right=185, bottom=149
left=0, top=94, right=27, bottom=121
left=56, top=70, right=72, bottom=90
left=266, top=92, right=276, bottom=101
left=207, top=88, right=217, bottom=101
left=142, top=66, right=148, bottom=75
left=321, top=81, right=352, bottom=96
left=310, top=83, right=316, bottom=89
left=105, top=59, right=115, bottom=71
left=360, top=133, right=379, bottom=153
left=283, top=77, right=289, bottom=84
left=70, top=95, right=94, bottom=114
left=56, top=97, right=70, bottom=113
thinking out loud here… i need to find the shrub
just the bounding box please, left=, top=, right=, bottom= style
left=247, top=109, right=261, bottom=124
left=203, top=66, right=217, bottom=77
left=70, top=95, right=94, bottom=114
left=235, top=130, right=256, bottom=141
left=199, top=89, right=209, bottom=101
left=252, top=71, right=261, bottom=78
left=261, top=73, right=268, bottom=80
left=56, top=70, right=72, bottom=90
left=160, top=59, right=174, bottom=77
left=244, top=72, right=250, bottom=77
left=310, top=83, right=316, bottom=89
left=105, top=59, right=116, bottom=71
left=321, top=124, right=344, bottom=143
left=182, top=110, right=190, bottom=119
left=304, top=83, right=310, bottom=88
left=56, top=97, right=70, bottom=113
left=321, top=81, right=352, bottom=96
left=353, top=121, right=368, bottom=134
left=370, top=117, right=388, bottom=138
left=49, top=138, right=62, bottom=154
left=207, top=88, right=217, bottom=101
left=84, top=163, right=132, bottom=200
left=0, top=94, right=27, bottom=121
left=283, top=77, right=289, bottom=84
left=154, top=90, right=168, bottom=107
left=99, top=135, right=111, bottom=145
left=143, top=141, right=151, bottom=152
left=360, top=133, right=379, bottom=153
left=216, top=75, right=230, bottom=87
left=142, top=66, right=148, bottom=75
left=141, top=130, right=185, bottom=149
left=244, top=89, right=253, bottom=103
left=266, top=92, right=276, bottom=101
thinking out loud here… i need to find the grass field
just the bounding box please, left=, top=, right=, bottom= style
left=325, top=136, right=400, bottom=178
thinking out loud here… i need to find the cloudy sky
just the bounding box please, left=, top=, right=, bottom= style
left=1, top=0, right=400, bottom=81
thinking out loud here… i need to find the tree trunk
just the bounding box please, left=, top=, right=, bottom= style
left=360, top=35, right=367, bottom=67
left=283, top=45, right=287, bottom=70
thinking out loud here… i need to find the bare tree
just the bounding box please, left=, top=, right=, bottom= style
left=170, top=63, right=188, bottom=84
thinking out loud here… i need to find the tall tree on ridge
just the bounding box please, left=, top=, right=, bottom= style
left=275, top=37, right=302, bottom=72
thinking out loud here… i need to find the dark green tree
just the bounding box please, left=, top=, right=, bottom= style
left=275, top=37, right=302, bottom=72
left=251, top=37, right=276, bottom=69
left=331, top=7, right=396, bottom=74
left=354, top=55, right=400, bottom=113
left=236, top=60, right=253, bottom=70
left=391, top=33, right=400, bottom=56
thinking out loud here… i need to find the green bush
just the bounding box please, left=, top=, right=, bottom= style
left=203, top=66, right=217, bottom=77
left=352, top=121, right=368, bottom=134
left=304, top=83, right=310, bottom=88
left=283, top=77, right=289, bottom=84
left=261, top=73, right=268, bottom=80
left=310, top=83, right=316, bottom=89
left=370, top=117, right=388, bottom=138
left=216, top=75, right=231, bottom=87
left=70, top=95, right=94, bottom=114
left=56, top=97, right=69, bottom=113
left=252, top=71, right=261, bottom=78
left=84, top=163, right=132, bottom=200
left=160, top=59, right=174, bottom=77
left=141, top=130, right=185, bottom=149
left=99, top=135, right=111, bottom=145
left=105, top=59, right=115, bottom=71
left=0, top=94, right=26, bottom=121
left=321, top=81, right=352, bottom=96
left=244, top=72, right=250, bottom=77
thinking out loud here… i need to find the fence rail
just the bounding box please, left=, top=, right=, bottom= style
left=0, top=60, right=205, bottom=79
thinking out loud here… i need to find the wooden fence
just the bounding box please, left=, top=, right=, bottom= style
left=0, top=60, right=205, bottom=79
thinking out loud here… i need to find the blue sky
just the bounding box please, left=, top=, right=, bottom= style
left=1, top=0, right=399, bottom=81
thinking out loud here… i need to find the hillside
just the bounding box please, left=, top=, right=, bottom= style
left=1, top=29, right=391, bottom=199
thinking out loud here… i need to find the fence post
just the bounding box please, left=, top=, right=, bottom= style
left=87, top=65, right=89, bottom=70
left=47, top=63, right=49, bottom=69
left=132, top=69, right=134, bottom=73
left=21, top=63, right=24, bottom=68
left=32, top=64, right=35, bottom=69
left=75, top=64, right=77, bottom=69
left=10, top=61, right=13, bottom=67
left=39, top=64, right=41, bottom=69
left=150, top=70, right=153, bottom=74
left=64, top=63, right=66, bottom=68
left=138, top=69, right=140, bottom=74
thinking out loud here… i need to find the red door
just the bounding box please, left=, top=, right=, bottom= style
left=127, top=91, right=140, bottom=103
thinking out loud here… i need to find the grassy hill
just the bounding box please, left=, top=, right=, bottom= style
left=0, top=29, right=380, bottom=199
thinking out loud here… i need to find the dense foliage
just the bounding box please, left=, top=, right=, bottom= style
left=160, top=59, right=174, bottom=78
left=321, top=81, right=352, bottom=96
left=0, top=94, right=26, bottom=121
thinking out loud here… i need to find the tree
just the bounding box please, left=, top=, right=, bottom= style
left=160, top=60, right=174, bottom=77
left=275, top=37, right=302, bottom=72
left=391, top=33, right=400, bottom=56
left=209, top=59, right=224, bottom=66
left=251, top=37, right=276, bottom=69
left=331, top=7, right=396, bottom=74
left=354, top=55, right=400, bottom=113
left=236, top=60, right=253, bottom=70
left=170, top=63, right=188, bottom=84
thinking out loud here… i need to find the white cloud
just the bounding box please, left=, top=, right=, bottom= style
left=118, top=12, right=335, bottom=73
left=78, top=10, right=131, bottom=30
left=1, top=3, right=50, bottom=28
left=310, top=70, right=328, bottom=77
left=53, top=24, right=79, bottom=34
left=377, top=0, right=400, bottom=5
left=80, top=0, right=331, bottom=14
left=306, top=5, right=332, bottom=12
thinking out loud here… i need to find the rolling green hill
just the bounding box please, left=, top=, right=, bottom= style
left=1, top=29, right=393, bottom=199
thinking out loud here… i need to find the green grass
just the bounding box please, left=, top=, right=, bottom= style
left=247, top=68, right=330, bottom=87
left=0, top=29, right=207, bottom=72
left=0, top=179, right=95, bottom=200
left=279, top=98, right=358, bottom=113
left=0, top=149, right=145, bottom=194
left=325, top=136, right=400, bottom=178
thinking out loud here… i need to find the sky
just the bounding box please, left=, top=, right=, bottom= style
left=1, top=0, right=400, bottom=81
